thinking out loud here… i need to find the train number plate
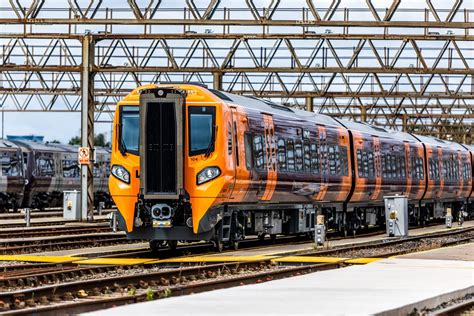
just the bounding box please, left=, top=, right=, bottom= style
left=153, top=220, right=172, bottom=228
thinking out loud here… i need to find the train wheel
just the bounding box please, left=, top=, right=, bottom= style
left=168, top=240, right=178, bottom=251
left=231, top=240, right=239, bottom=250
left=149, top=240, right=165, bottom=255
left=270, top=234, right=277, bottom=243
left=257, top=233, right=266, bottom=242
left=213, top=238, right=224, bottom=253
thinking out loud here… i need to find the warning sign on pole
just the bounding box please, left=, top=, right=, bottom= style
left=78, top=147, right=91, bottom=165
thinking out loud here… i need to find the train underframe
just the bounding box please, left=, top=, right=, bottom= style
left=123, top=195, right=473, bottom=253
left=0, top=192, right=22, bottom=212
left=26, top=191, right=114, bottom=211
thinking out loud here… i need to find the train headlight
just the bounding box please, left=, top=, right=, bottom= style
left=111, top=165, right=130, bottom=184
left=197, top=167, right=221, bottom=185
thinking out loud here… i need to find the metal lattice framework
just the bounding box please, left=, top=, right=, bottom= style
left=0, top=0, right=473, bottom=143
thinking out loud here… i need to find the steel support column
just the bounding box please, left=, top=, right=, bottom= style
left=81, top=34, right=95, bottom=221
left=213, top=72, right=222, bottom=90
left=305, top=96, right=314, bottom=112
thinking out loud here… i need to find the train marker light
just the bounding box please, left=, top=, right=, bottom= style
left=111, top=165, right=130, bottom=184
left=197, top=166, right=221, bottom=185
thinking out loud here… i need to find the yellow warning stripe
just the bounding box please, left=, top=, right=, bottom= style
left=0, top=255, right=85, bottom=263
left=0, top=254, right=381, bottom=266
left=345, top=258, right=383, bottom=264
left=150, top=255, right=278, bottom=264
left=271, top=256, right=349, bottom=263
left=74, top=258, right=157, bottom=265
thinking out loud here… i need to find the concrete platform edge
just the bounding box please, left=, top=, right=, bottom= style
left=375, top=285, right=474, bottom=316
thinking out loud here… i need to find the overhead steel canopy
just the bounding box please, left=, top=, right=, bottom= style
left=0, top=0, right=472, bottom=143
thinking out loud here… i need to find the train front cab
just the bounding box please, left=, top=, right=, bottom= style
left=110, top=84, right=235, bottom=250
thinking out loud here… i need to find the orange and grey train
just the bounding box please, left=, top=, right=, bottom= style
left=109, top=84, right=473, bottom=251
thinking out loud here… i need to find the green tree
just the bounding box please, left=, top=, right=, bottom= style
left=94, top=133, right=106, bottom=147
left=68, top=135, right=81, bottom=145
left=68, top=133, right=110, bottom=147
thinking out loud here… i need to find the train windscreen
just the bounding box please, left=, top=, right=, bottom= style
left=119, top=106, right=139, bottom=155
left=188, top=106, right=216, bottom=156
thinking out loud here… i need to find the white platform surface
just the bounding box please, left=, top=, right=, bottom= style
left=84, top=258, right=474, bottom=316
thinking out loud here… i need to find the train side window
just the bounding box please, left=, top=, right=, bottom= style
left=294, top=140, right=303, bottom=172
left=286, top=139, right=295, bottom=172
left=36, top=156, right=55, bottom=177
left=310, top=143, right=319, bottom=174
left=381, top=154, right=386, bottom=178
left=418, top=157, right=424, bottom=180
left=234, top=122, right=240, bottom=166
left=400, top=157, right=406, bottom=179
left=277, top=138, right=287, bottom=171
left=227, top=122, right=232, bottom=156
left=244, top=133, right=253, bottom=170
left=339, top=146, right=348, bottom=176
left=357, top=149, right=363, bottom=177
left=367, top=152, right=374, bottom=178
left=62, top=160, right=80, bottom=178
left=252, top=134, right=265, bottom=170
left=105, top=162, right=111, bottom=177
left=303, top=141, right=311, bottom=172
left=428, top=158, right=434, bottom=179
left=334, top=146, right=341, bottom=175
left=0, top=153, right=20, bottom=177
left=328, top=145, right=336, bottom=175
left=441, top=159, right=447, bottom=179
left=93, top=163, right=101, bottom=178
left=395, top=155, right=401, bottom=179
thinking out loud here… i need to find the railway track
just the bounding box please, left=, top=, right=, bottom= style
left=0, top=209, right=113, bottom=221
left=0, top=224, right=112, bottom=239
left=0, top=226, right=471, bottom=315
left=0, top=232, right=139, bottom=255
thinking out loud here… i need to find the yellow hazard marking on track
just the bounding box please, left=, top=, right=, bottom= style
left=345, top=258, right=383, bottom=264
left=149, top=255, right=278, bottom=264
left=271, top=256, right=349, bottom=263
left=0, top=255, right=85, bottom=263
left=271, top=256, right=383, bottom=264
left=73, top=258, right=157, bottom=265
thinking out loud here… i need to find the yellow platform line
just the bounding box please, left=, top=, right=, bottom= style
left=345, top=257, right=383, bottom=264
left=149, top=255, right=278, bottom=264
left=73, top=258, right=158, bottom=265
left=272, top=256, right=349, bottom=263
left=271, top=256, right=383, bottom=264
left=0, top=255, right=85, bottom=263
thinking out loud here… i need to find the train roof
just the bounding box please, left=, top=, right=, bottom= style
left=332, top=119, right=419, bottom=142
left=8, top=140, right=69, bottom=152
left=0, top=139, right=22, bottom=150
left=412, top=134, right=467, bottom=151
left=461, top=144, right=474, bottom=152
left=216, top=90, right=342, bottom=128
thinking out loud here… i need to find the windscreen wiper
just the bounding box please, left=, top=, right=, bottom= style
left=204, top=125, right=217, bottom=158
left=119, top=136, right=128, bottom=156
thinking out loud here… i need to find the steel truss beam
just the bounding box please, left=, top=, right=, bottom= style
left=0, top=0, right=472, bottom=143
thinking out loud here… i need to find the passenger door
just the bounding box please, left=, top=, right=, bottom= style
left=229, top=107, right=251, bottom=202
